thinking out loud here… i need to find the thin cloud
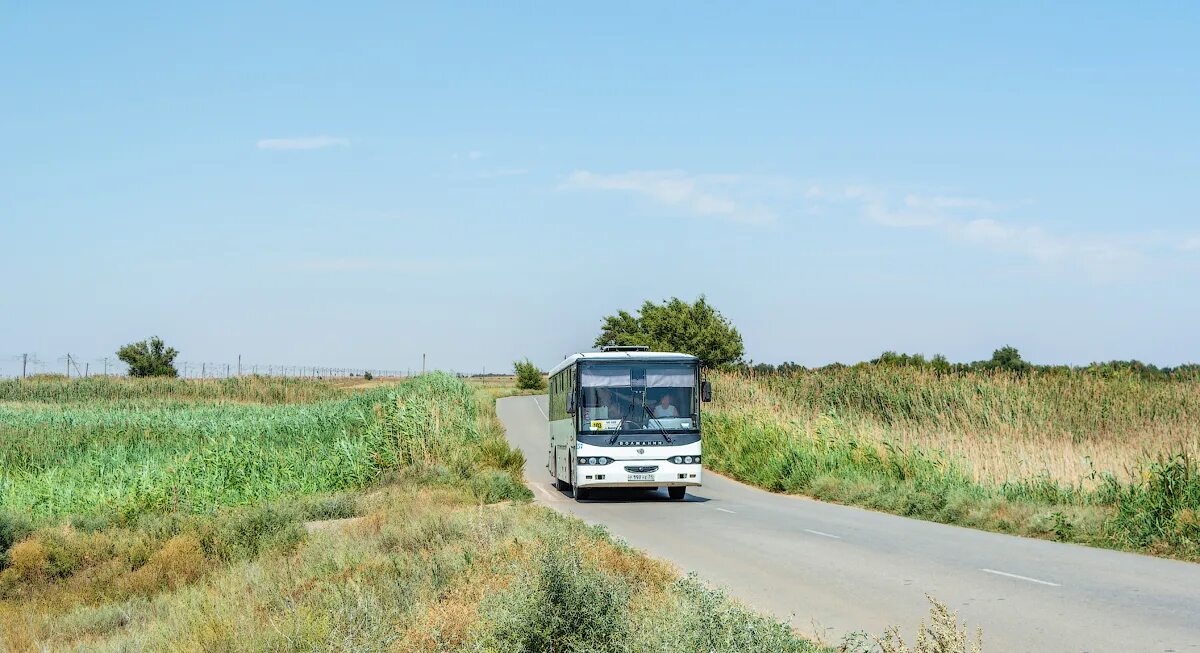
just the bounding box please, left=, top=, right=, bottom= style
left=562, top=170, right=774, bottom=223
left=563, top=172, right=1187, bottom=276
left=256, top=136, right=349, bottom=151
left=291, top=259, right=451, bottom=273
left=835, top=186, right=1143, bottom=272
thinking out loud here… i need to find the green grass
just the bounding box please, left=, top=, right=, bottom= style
left=705, top=368, right=1200, bottom=559
left=0, top=374, right=860, bottom=653
left=0, top=373, right=528, bottom=525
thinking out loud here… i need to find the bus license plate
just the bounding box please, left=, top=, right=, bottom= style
left=628, top=473, right=654, bottom=481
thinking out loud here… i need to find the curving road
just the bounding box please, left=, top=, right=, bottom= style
left=498, top=394, right=1200, bottom=652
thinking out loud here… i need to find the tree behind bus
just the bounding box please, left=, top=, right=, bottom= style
left=514, top=358, right=547, bottom=390
left=595, top=296, right=744, bottom=368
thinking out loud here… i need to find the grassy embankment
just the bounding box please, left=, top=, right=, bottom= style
left=0, top=374, right=841, bottom=652
left=703, top=367, right=1200, bottom=559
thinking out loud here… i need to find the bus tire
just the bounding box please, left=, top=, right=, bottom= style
left=667, top=486, right=686, bottom=501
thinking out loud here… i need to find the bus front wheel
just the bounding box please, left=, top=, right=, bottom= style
left=667, top=487, right=686, bottom=501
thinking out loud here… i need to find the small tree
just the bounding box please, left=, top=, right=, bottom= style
left=975, top=345, right=1032, bottom=374
left=595, top=296, right=744, bottom=368
left=514, top=358, right=547, bottom=391
left=117, top=336, right=179, bottom=378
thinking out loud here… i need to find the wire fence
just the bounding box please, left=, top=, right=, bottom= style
left=1, top=353, right=420, bottom=380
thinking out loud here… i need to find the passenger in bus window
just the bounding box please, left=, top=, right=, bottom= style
left=653, top=392, right=679, bottom=418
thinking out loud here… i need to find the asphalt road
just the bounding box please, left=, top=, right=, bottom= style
left=497, top=394, right=1200, bottom=652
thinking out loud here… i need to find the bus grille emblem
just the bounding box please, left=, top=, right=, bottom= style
left=637, top=448, right=644, bottom=454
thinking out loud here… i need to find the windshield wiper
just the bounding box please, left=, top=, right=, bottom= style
left=608, top=397, right=635, bottom=444
left=642, top=405, right=673, bottom=443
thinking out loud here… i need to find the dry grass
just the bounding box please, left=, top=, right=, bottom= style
left=0, top=478, right=807, bottom=652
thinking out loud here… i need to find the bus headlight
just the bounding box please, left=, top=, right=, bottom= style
left=587, top=457, right=597, bottom=465
left=597, top=457, right=609, bottom=465
left=670, top=456, right=700, bottom=465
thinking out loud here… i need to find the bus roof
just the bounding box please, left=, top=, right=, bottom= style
left=547, top=351, right=698, bottom=377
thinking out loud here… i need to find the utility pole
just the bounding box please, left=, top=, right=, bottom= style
left=201, top=362, right=206, bottom=378
left=22, top=353, right=27, bottom=379
left=226, top=364, right=230, bottom=377
left=237, top=355, right=241, bottom=377
left=103, top=357, right=108, bottom=376
left=84, top=363, right=89, bottom=377
left=422, top=354, right=426, bottom=375
left=66, top=353, right=71, bottom=378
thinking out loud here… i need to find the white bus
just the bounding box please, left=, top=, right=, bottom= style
left=546, top=346, right=711, bottom=501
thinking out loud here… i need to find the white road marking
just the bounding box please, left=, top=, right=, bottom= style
left=530, top=396, right=548, bottom=419
left=980, top=568, right=1061, bottom=587
left=804, top=529, right=842, bottom=539
left=716, top=507, right=737, bottom=514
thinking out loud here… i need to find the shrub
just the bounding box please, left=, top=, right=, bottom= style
left=467, top=469, right=532, bottom=503
left=297, top=493, right=359, bottom=522
left=873, top=596, right=983, bottom=653
left=120, top=535, right=206, bottom=594
left=478, top=433, right=527, bottom=478
left=658, top=574, right=816, bottom=652
left=7, top=538, right=48, bottom=579
left=513, top=358, right=546, bottom=391
left=0, top=512, right=32, bottom=570
left=482, top=543, right=630, bottom=652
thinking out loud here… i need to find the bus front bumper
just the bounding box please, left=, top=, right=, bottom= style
left=575, top=460, right=702, bottom=488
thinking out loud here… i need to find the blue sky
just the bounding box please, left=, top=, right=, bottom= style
left=2, top=2, right=1198, bottom=375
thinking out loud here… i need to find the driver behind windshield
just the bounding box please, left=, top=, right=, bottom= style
left=653, top=392, right=679, bottom=418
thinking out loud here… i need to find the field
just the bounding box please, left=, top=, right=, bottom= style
left=0, top=375, right=528, bottom=523
left=703, top=367, right=1200, bottom=558
left=0, top=374, right=870, bottom=652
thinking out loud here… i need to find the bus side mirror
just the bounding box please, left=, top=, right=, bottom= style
left=701, top=381, right=712, bottom=402
left=566, top=393, right=577, bottom=415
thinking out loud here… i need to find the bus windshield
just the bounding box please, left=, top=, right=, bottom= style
left=578, top=362, right=698, bottom=432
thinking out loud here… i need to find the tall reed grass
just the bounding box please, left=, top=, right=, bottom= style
left=706, top=368, right=1200, bottom=558
left=0, top=375, right=346, bottom=404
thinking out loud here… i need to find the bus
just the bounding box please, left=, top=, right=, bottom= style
left=546, top=346, right=711, bottom=501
